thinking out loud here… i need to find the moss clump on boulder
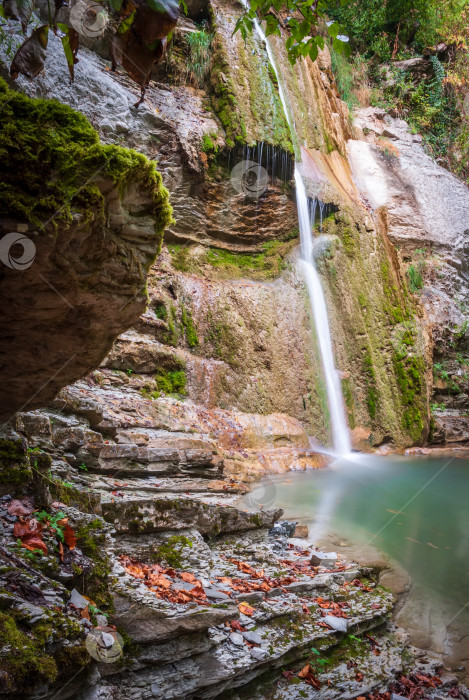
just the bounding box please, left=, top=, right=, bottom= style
left=0, top=609, right=87, bottom=693
left=75, top=518, right=113, bottom=610
left=0, top=79, right=173, bottom=237
left=0, top=439, right=31, bottom=489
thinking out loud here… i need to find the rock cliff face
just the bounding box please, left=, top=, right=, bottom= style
left=349, top=108, right=469, bottom=445
left=0, top=0, right=468, bottom=697
left=0, top=81, right=172, bottom=423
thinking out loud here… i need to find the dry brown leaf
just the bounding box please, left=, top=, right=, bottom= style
left=64, top=523, right=77, bottom=550
left=238, top=602, right=255, bottom=616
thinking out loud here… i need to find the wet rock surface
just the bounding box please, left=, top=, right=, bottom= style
left=349, top=107, right=469, bottom=447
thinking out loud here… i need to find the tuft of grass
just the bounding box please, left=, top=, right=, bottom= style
left=185, top=29, right=213, bottom=88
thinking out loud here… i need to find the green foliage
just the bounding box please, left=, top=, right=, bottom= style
left=234, top=0, right=351, bottom=66
left=329, top=0, right=438, bottom=60
left=185, top=28, right=213, bottom=87
left=407, top=264, right=423, bottom=293
left=330, top=48, right=358, bottom=110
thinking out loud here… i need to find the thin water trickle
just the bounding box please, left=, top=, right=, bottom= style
left=243, top=2, right=351, bottom=454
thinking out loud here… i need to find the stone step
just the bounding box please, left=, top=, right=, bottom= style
left=89, top=474, right=245, bottom=496
left=101, top=494, right=283, bottom=536
left=103, top=586, right=393, bottom=699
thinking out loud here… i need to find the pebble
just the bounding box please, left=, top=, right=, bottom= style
left=243, top=631, right=262, bottom=645
left=322, top=615, right=347, bottom=633
left=80, top=618, right=93, bottom=629
left=250, top=647, right=269, bottom=660
left=70, top=588, right=89, bottom=609
left=229, top=632, right=244, bottom=646
left=100, top=631, right=116, bottom=648
left=203, top=587, right=230, bottom=601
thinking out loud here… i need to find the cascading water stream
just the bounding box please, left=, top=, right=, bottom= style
left=296, top=175, right=351, bottom=455
left=244, top=6, right=351, bottom=455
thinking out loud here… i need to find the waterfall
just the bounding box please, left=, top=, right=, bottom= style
left=295, top=174, right=351, bottom=455
left=244, top=6, right=351, bottom=455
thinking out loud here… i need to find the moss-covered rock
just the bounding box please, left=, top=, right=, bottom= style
left=0, top=80, right=172, bottom=230
left=0, top=80, right=173, bottom=422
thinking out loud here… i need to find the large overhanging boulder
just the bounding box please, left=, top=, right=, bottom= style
left=0, top=80, right=173, bottom=424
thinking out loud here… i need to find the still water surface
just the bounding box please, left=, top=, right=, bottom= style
left=246, top=455, right=469, bottom=665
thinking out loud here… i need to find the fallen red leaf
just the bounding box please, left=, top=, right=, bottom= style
left=21, top=535, right=48, bottom=554
left=298, top=663, right=321, bottom=689
left=7, top=499, right=34, bottom=516
left=230, top=620, right=245, bottom=632
left=58, top=542, right=64, bottom=562
left=356, top=671, right=364, bottom=682
left=81, top=605, right=90, bottom=620
left=179, top=571, right=197, bottom=583
left=64, top=524, right=77, bottom=550
left=13, top=517, right=40, bottom=538
left=238, top=602, right=255, bottom=616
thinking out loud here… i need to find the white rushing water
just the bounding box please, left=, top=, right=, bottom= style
left=245, top=8, right=351, bottom=455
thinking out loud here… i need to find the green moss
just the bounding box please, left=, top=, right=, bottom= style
left=342, top=378, right=356, bottom=430
left=363, top=351, right=379, bottom=420
left=48, top=477, right=99, bottom=513
left=204, top=307, right=238, bottom=367
left=155, top=369, right=187, bottom=395
left=0, top=613, right=56, bottom=689
left=75, top=519, right=113, bottom=610
left=170, top=245, right=192, bottom=273
left=204, top=237, right=298, bottom=281
left=151, top=535, right=193, bottom=568
left=248, top=513, right=263, bottom=528
left=154, top=300, right=168, bottom=320
left=393, top=349, right=425, bottom=441
left=181, top=305, right=199, bottom=347
left=0, top=610, right=87, bottom=692
left=201, top=133, right=218, bottom=153
left=162, top=304, right=180, bottom=346
left=210, top=33, right=247, bottom=147
left=0, top=79, right=173, bottom=239
left=0, top=440, right=32, bottom=488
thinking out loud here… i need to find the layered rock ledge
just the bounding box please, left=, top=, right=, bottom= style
left=0, top=81, right=172, bottom=423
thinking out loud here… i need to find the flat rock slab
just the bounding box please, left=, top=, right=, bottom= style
left=102, top=496, right=283, bottom=536
left=112, top=593, right=238, bottom=644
